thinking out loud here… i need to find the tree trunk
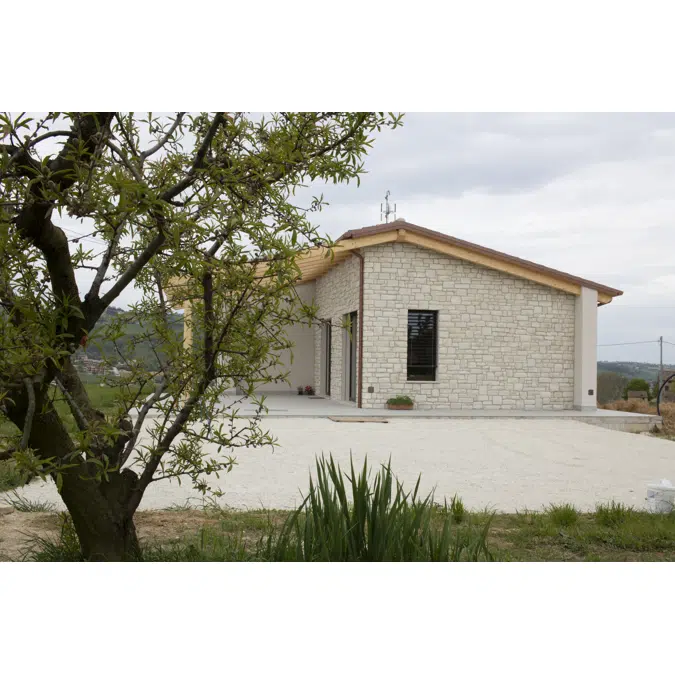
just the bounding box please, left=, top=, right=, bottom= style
left=60, top=477, right=141, bottom=561
left=6, top=394, right=142, bottom=561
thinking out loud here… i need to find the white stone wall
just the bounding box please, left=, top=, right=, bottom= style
left=313, top=254, right=360, bottom=401
left=360, top=242, right=576, bottom=410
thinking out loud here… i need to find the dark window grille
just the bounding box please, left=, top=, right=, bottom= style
left=407, top=310, right=438, bottom=381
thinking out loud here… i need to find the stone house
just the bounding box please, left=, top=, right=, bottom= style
left=179, top=220, right=623, bottom=411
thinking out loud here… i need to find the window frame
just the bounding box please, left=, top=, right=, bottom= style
left=406, top=309, right=439, bottom=382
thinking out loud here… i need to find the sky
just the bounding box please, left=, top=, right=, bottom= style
left=39, top=112, right=675, bottom=365
left=302, top=113, right=675, bottom=365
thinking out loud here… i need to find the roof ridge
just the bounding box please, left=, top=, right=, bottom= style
left=337, top=221, right=622, bottom=298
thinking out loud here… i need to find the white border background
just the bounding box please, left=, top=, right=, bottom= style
left=3, top=0, right=675, bottom=672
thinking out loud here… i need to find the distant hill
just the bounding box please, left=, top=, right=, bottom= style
left=598, top=361, right=675, bottom=382
left=80, top=306, right=183, bottom=368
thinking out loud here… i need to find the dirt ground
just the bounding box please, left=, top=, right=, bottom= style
left=0, top=509, right=223, bottom=561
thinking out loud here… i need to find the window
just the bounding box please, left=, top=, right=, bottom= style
left=407, top=310, right=438, bottom=381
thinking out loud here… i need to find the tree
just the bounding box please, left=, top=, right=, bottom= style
left=596, top=371, right=628, bottom=404
left=0, top=112, right=403, bottom=560
left=624, top=377, right=651, bottom=400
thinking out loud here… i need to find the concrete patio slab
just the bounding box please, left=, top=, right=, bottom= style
left=210, top=393, right=661, bottom=433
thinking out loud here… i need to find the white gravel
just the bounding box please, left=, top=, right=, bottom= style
left=6, top=418, right=675, bottom=513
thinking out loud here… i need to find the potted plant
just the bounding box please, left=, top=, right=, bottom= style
left=386, top=395, right=414, bottom=410
left=297, top=386, right=304, bottom=395
left=304, top=385, right=315, bottom=396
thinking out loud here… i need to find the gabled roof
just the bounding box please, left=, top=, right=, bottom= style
left=295, top=220, right=623, bottom=305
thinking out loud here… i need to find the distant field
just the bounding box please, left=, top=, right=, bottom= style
left=0, top=378, right=152, bottom=492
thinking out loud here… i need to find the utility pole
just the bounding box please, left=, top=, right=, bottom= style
left=660, top=335, right=663, bottom=387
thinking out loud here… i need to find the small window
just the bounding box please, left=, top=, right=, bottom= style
left=407, top=310, right=438, bottom=381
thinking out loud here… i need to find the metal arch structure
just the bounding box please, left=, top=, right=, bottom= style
left=656, top=373, right=675, bottom=416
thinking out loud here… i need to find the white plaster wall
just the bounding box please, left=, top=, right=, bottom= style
left=574, top=286, right=598, bottom=410
left=360, top=242, right=576, bottom=410
left=253, top=281, right=317, bottom=393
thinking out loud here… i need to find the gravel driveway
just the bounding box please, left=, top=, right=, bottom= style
left=6, top=419, right=675, bottom=513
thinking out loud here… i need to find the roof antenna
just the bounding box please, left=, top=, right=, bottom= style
left=380, top=190, right=396, bottom=223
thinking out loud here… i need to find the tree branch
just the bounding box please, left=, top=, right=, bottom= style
left=54, top=376, right=89, bottom=432
left=159, top=112, right=226, bottom=202
left=85, top=223, right=123, bottom=302
left=141, top=113, right=185, bottom=160
left=20, top=378, right=36, bottom=449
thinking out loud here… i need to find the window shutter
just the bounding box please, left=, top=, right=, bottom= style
left=407, top=310, right=438, bottom=381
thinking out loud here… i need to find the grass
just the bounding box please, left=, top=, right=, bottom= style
left=450, top=494, right=466, bottom=523
left=0, top=378, right=154, bottom=493
left=0, top=459, right=26, bottom=493
left=595, top=500, right=633, bottom=527
left=23, top=502, right=675, bottom=562
left=23, top=455, right=494, bottom=562
left=546, top=503, right=579, bottom=527
left=2, top=490, right=56, bottom=512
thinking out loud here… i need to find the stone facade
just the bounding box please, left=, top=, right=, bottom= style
left=311, top=241, right=577, bottom=411
left=313, top=254, right=360, bottom=401
left=359, top=243, right=575, bottom=410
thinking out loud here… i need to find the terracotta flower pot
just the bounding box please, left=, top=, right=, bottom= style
left=386, top=403, right=413, bottom=410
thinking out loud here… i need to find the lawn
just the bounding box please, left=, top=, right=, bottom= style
left=0, top=378, right=152, bottom=492
left=4, top=501, right=675, bottom=562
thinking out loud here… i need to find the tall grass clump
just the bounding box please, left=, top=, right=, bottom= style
left=3, top=490, right=56, bottom=512
left=262, top=454, right=492, bottom=562
left=24, top=513, right=83, bottom=561
left=547, top=503, right=579, bottom=527
left=450, top=494, right=466, bottom=523
left=595, top=500, right=634, bottom=527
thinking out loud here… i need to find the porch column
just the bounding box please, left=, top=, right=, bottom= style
left=574, top=286, right=598, bottom=410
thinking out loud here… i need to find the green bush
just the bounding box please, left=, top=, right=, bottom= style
left=261, top=455, right=493, bottom=562
left=386, top=395, right=414, bottom=406
left=624, top=378, right=651, bottom=400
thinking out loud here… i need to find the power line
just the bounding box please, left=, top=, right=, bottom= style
left=597, top=340, right=659, bottom=347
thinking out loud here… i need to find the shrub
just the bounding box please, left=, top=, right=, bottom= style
left=596, top=500, right=634, bottom=527
left=0, top=460, right=27, bottom=493
left=261, top=454, right=493, bottom=562
left=386, top=395, right=413, bottom=406
left=624, top=378, right=651, bottom=400
left=547, top=503, right=579, bottom=527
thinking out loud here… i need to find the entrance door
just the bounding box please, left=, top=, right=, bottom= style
left=348, top=311, right=357, bottom=402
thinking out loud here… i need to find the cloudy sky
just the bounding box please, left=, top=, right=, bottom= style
left=45, top=113, right=675, bottom=365
left=305, top=113, right=675, bottom=365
